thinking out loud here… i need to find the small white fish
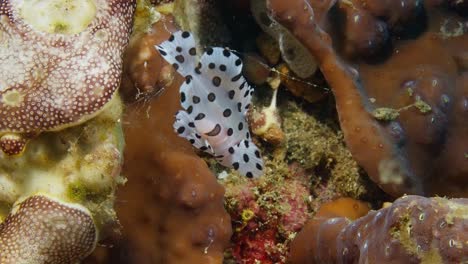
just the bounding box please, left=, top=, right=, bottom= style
left=156, top=31, right=264, bottom=178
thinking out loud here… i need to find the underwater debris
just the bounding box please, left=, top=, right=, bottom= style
left=289, top=195, right=468, bottom=264
left=0, top=0, right=135, bottom=155
left=156, top=31, right=264, bottom=178
left=267, top=0, right=468, bottom=197
left=0, top=195, right=97, bottom=263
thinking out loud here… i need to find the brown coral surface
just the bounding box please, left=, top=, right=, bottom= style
left=289, top=195, right=468, bottom=264
left=86, top=14, right=231, bottom=263
left=267, top=0, right=468, bottom=197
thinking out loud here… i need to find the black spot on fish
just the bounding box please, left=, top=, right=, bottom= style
left=256, top=163, right=262, bottom=170
left=235, top=59, right=242, bottom=66
left=228, top=147, right=234, bottom=154
left=206, top=124, right=221, bottom=136
left=172, top=63, right=179, bottom=70
left=255, top=150, right=260, bottom=158
left=238, top=122, right=243, bottom=131
left=244, top=90, right=250, bottom=98
left=158, top=49, right=167, bottom=56
left=189, top=139, right=195, bottom=144
left=192, top=96, right=200, bottom=104
left=244, top=141, right=249, bottom=148
left=219, top=64, right=226, bottom=71
left=237, top=102, right=242, bottom=112
left=239, top=82, right=246, bottom=90
left=180, top=92, right=186, bottom=102
left=223, top=49, right=231, bottom=57
left=223, top=108, right=232, bottom=117
left=177, top=126, right=185, bottom=134
left=188, top=122, right=195, bottom=128
left=209, top=63, right=215, bottom=69
left=200, top=146, right=208, bottom=151
left=195, top=113, right=205, bottom=120
left=169, top=34, right=175, bottom=41
left=243, top=154, right=249, bottom=162
left=212, top=76, right=221, bottom=87
left=175, top=55, right=185, bottom=63
left=227, top=128, right=233, bottom=136
left=195, top=62, right=202, bottom=74
left=246, top=172, right=253, bottom=178
left=206, top=47, right=214, bottom=55
left=181, top=31, right=190, bottom=38
left=187, top=105, right=193, bottom=114
left=176, top=46, right=182, bottom=52
left=189, top=47, right=196, bottom=56
left=228, top=90, right=235, bottom=99
left=185, top=75, right=192, bottom=84
left=233, top=162, right=239, bottom=170
left=231, top=73, right=242, bottom=82
left=208, top=93, right=216, bottom=102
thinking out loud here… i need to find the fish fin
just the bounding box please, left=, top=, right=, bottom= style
left=156, top=31, right=198, bottom=77
left=174, top=110, right=213, bottom=154
left=221, top=139, right=264, bottom=178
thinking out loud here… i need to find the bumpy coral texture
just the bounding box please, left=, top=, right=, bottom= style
left=224, top=167, right=311, bottom=264
left=267, top=0, right=467, bottom=197
left=0, top=0, right=135, bottom=134
left=85, top=15, right=232, bottom=263
left=0, top=195, right=97, bottom=263
left=289, top=195, right=468, bottom=264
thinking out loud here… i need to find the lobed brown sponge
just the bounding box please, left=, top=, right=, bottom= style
left=266, top=0, right=467, bottom=197
left=289, top=195, right=468, bottom=264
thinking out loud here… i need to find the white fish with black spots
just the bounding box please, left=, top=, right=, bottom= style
left=156, top=31, right=264, bottom=178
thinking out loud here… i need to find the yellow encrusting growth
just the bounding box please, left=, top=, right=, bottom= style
left=17, top=0, right=97, bottom=34
left=0, top=94, right=125, bottom=227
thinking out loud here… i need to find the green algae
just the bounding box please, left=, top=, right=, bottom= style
left=282, top=102, right=371, bottom=199
left=389, top=211, right=443, bottom=264
left=132, top=0, right=161, bottom=37
left=66, top=180, right=112, bottom=204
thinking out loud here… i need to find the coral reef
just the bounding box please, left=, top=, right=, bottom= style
left=121, top=4, right=177, bottom=102
left=172, top=0, right=231, bottom=47
left=222, top=100, right=384, bottom=263
left=266, top=0, right=468, bottom=197
left=0, top=0, right=135, bottom=155
left=289, top=195, right=468, bottom=263
left=251, top=0, right=319, bottom=78
left=0, top=94, right=125, bottom=261
left=223, top=159, right=311, bottom=264
left=86, top=12, right=232, bottom=263
left=0, top=195, right=97, bottom=263
left=0, top=0, right=135, bottom=260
